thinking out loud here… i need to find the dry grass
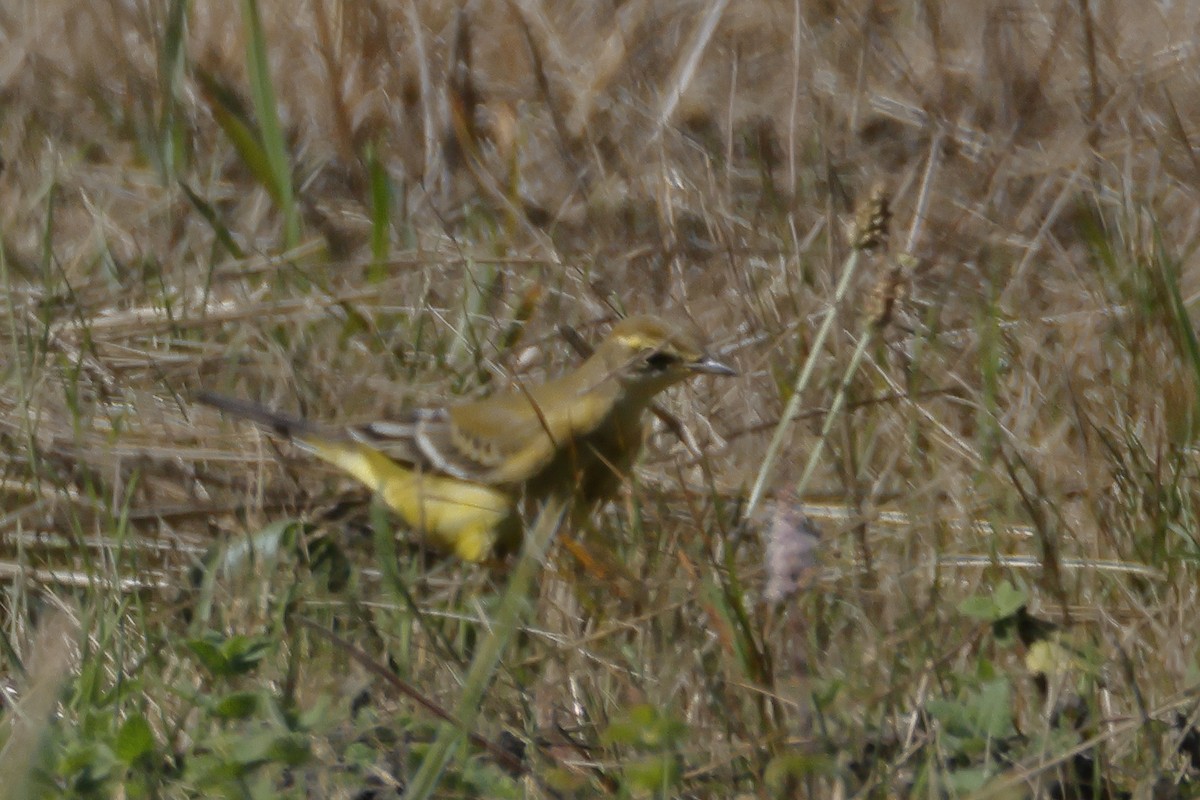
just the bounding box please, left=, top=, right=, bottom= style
left=2, top=0, right=1200, bottom=796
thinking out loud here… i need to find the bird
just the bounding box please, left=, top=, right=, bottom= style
left=198, top=314, right=735, bottom=562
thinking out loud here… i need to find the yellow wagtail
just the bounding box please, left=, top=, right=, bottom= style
left=198, top=314, right=735, bottom=562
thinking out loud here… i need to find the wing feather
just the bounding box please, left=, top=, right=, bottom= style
left=345, top=365, right=623, bottom=487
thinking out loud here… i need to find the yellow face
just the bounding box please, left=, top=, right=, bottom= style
left=603, top=315, right=735, bottom=395
left=609, top=315, right=702, bottom=358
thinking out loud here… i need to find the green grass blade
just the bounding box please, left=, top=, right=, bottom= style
left=401, top=498, right=567, bottom=800
left=179, top=181, right=246, bottom=259
left=746, top=249, right=862, bottom=516
left=366, top=143, right=391, bottom=282
left=157, top=0, right=190, bottom=179
left=194, top=67, right=279, bottom=204
left=240, top=0, right=300, bottom=248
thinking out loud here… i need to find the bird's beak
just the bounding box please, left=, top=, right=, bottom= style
left=688, top=354, right=737, bottom=377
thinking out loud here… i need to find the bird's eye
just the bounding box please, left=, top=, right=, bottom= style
left=644, top=351, right=677, bottom=371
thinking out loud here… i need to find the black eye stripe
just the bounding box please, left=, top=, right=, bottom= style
left=645, top=351, right=676, bottom=370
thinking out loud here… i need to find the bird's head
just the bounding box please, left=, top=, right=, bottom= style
left=595, top=314, right=736, bottom=398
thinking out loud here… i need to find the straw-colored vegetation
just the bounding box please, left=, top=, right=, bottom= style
left=2, top=0, right=1199, bottom=796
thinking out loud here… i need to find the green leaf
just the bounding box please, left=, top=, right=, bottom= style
left=601, top=704, right=686, bottom=749
left=220, top=634, right=271, bottom=675
left=185, top=636, right=229, bottom=676
left=945, top=766, right=992, bottom=793
left=265, top=732, right=311, bottom=766
left=187, top=745, right=255, bottom=786
left=186, top=632, right=270, bottom=677
left=212, top=691, right=261, bottom=719
left=991, top=581, right=1028, bottom=618
left=927, top=678, right=1015, bottom=742
left=114, top=713, right=155, bottom=764
left=215, top=518, right=302, bottom=577
left=623, top=754, right=681, bottom=794
left=968, top=678, right=1015, bottom=740
left=59, top=741, right=118, bottom=793
left=958, top=580, right=1028, bottom=622
left=764, top=752, right=836, bottom=788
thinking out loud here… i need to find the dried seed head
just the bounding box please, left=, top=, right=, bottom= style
left=850, top=181, right=892, bottom=253
left=865, top=254, right=912, bottom=331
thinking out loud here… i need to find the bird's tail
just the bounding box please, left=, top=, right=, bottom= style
left=196, top=391, right=330, bottom=441
left=197, top=391, right=390, bottom=487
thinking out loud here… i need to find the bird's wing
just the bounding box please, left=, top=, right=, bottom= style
left=349, top=406, right=505, bottom=482
left=357, top=392, right=561, bottom=485
left=354, top=380, right=618, bottom=486
left=451, top=384, right=621, bottom=484
left=449, top=393, right=565, bottom=483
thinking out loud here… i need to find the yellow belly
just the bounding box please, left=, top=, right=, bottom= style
left=307, top=438, right=515, bottom=562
